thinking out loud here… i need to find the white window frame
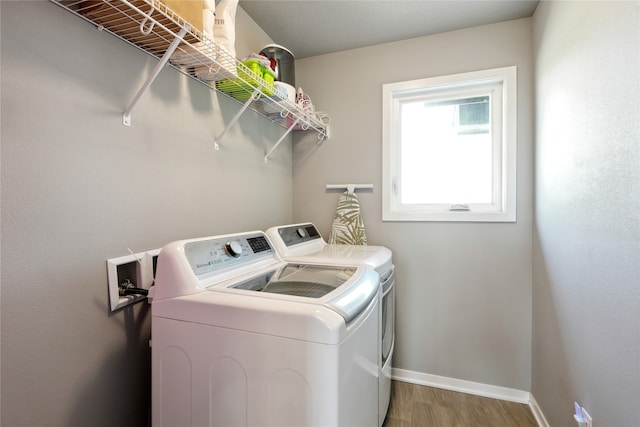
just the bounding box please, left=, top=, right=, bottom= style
left=382, top=66, right=517, bottom=222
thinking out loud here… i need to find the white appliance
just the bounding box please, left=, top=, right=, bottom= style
left=266, top=223, right=395, bottom=426
left=150, top=231, right=380, bottom=427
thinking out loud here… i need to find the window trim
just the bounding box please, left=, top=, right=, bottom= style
left=382, top=66, right=517, bottom=222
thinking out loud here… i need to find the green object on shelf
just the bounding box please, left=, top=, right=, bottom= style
left=216, top=59, right=275, bottom=100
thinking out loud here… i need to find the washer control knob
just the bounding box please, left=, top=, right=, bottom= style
left=296, top=227, right=307, bottom=238
left=224, top=241, right=243, bottom=258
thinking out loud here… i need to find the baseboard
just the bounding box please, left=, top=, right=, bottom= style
left=391, top=368, right=550, bottom=427
left=528, top=394, right=551, bottom=427
left=391, top=367, right=530, bottom=403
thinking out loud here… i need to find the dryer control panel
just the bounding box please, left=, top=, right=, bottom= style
left=184, top=233, right=274, bottom=277
left=277, top=223, right=322, bottom=247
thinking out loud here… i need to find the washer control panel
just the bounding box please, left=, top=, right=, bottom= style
left=277, top=223, right=322, bottom=247
left=184, top=232, right=274, bottom=277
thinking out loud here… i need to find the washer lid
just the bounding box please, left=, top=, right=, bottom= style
left=228, top=263, right=378, bottom=323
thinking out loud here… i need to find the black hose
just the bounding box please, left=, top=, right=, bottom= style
left=120, top=286, right=149, bottom=296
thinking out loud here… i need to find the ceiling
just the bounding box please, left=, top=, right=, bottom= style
left=239, top=0, right=539, bottom=59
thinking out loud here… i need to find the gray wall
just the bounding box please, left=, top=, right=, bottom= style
left=532, top=2, right=640, bottom=426
left=1, top=2, right=288, bottom=426
left=293, top=19, right=534, bottom=391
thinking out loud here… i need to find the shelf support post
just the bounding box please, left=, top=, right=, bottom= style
left=122, top=25, right=190, bottom=126
left=264, top=118, right=300, bottom=163
left=213, top=82, right=265, bottom=150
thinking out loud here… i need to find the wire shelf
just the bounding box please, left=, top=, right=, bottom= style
left=51, top=0, right=330, bottom=143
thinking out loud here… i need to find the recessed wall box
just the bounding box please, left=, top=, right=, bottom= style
left=107, top=252, right=152, bottom=312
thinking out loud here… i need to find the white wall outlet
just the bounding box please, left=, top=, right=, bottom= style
left=107, top=251, right=152, bottom=312
left=573, top=402, right=593, bottom=427
left=574, top=402, right=587, bottom=427
left=582, top=408, right=593, bottom=427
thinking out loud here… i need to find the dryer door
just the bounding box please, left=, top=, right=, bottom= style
left=381, top=269, right=395, bottom=364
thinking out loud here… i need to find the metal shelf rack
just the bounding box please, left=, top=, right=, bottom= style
left=51, top=0, right=330, bottom=159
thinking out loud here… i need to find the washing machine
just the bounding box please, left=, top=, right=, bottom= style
left=266, top=223, right=395, bottom=426
left=149, top=230, right=380, bottom=427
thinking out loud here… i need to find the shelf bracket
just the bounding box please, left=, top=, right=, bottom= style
left=122, top=25, right=190, bottom=126
left=264, top=118, right=300, bottom=163
left=213, top=82, right=265, bottom=150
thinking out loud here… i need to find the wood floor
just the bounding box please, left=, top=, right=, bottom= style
left=382, top=381, right=538, bottom=427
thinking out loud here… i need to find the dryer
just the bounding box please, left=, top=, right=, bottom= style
left=150, top=231, right=380, bottom=427
left=266, top=223, right=395, bottom=426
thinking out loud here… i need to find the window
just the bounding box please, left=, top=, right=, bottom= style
left=382, top=66, right=517, bottom=222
